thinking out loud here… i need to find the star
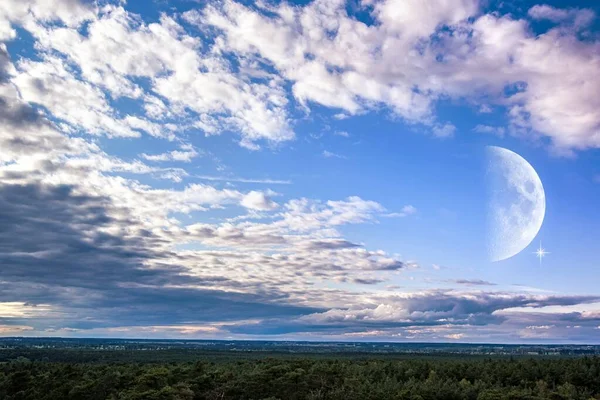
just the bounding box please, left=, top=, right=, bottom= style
left=534, top=241, right=549, bottom=265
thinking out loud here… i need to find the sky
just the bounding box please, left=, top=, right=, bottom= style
left=0, top=0, right=599, bottom=343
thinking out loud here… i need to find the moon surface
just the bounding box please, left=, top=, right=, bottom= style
left=486, top=146, right=546, bottom=262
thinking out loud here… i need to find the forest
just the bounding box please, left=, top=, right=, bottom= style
left=1, top=351, right=600, bottom=400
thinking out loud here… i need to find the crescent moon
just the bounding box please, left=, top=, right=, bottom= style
left=486, top=146, right=546, bottom=262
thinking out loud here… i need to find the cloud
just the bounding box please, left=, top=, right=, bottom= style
left=334, top=130, right=350, bottom=137
left=280, top=196, right=386, bottom=232
left=195, top=0, right=600, bottom=151
left=528, top=5, right=595, bottom=28
left=0, top=0, right=93, bottom=41
left=0, top=181, right=323, bottom=330
left=432, top=123, right=457, bottom=138
left=322, top=150, right=347, bottom=159
left=302, top=239, right=361, bottom=251
left=473, top=124, right=506, bottom=137
left=385, top=205, right=417, bottom=218
left=14, top=3, right=294, bottom=148
left=240, top=190, right=279, bottom=211
left=352, top=278, right=384, bottom=285
left=196, top=0, right=437, bottom=123
left=333, top=113, right=349, bottom=120
left=194, top=175, right=291, bottom=185
left=227, top=292, right=600, bottom=337
left=0, top=46, right=410, bottom=335
left=12, top=55, right=160, bottom=138
left=0, top=170, right=595, bottom=338
left=298, top=292, right=531, bottom=326
left=0, top=325, right=34, bottom=334
left=444, top=333, right=465, bottom=340
left=452, top=279, right=497, bottom=286
left=141, top=144, right=200, bottom=163
left=4, top=0, right=600, bottom=152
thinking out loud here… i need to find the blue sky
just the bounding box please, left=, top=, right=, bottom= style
left=0, top=0, right=599, bottom=342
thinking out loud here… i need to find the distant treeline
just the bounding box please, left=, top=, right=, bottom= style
left=0, top=348, right=518, bottom=364
left=2, top=354, right=600, bottom=399
left=1, top=337, right=598, bottom=357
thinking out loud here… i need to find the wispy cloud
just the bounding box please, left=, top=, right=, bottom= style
left=450, top=279, right=497, bottom=286
left=194, top=175, right=292, bottom=184
left=473, top=124, right=506, bottom=137
left=432, top=123, right=456, bottom=138
left=141, top=144, right=200, bottom=163
left=322, top=150, right=347, bottom=159
left=384, top=205, right=417, bottom=218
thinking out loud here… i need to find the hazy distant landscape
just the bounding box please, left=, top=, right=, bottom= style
left=2, top=338, right=600, bottom=359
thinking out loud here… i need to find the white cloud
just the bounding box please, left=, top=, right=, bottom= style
left=528, top=4, right=595, bottom=28
left=479, top=104, right=493, bottom=113
left=0, top=325, right=34, bottom=334
left=21, top=4, right=294, bottom=148
left=333, top=113, right=349, bottom=120
left=369, top=0, right=479, bottom=37
left=529, top=5, right=572, bottom=22
left=197, top=0, right=437, bottom=123
left=279, top=196, right=386, bottom=233
left=385, top=205, right=417, bottom=218
left=4, top=0, right=599, bottom=151
left=12, top=56, right=148, bottom=138
left=432, top=123, right=457, bottom=138
left=240, top=190, right=279, bottom=211
left=473, top=124, right=506, bottom=137
left=196, top=0, right=600, bottom=151
left=194, top=175, right=291, bottom=185
left=444, top=333, right=465, bottom=340
left=142, top=144, right=200, bottom=163
left=0, top=0, right=93, bottom=41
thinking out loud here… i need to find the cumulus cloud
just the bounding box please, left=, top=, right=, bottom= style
left=193, top=0, right=600, bottom=151
left=3, top=0, right=599, bottom=151
left=0, top=0, right=93, bottom=41
left=5, top=2, right=293, bottom=148
left=240, top=190, right=279, bottom=211
left=227, top=291, right=600, bottom=338
left=0, top=44, right=408, bottom=334
left=298, top=292, right=600, bottom=326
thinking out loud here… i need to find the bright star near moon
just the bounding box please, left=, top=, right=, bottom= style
left=534, top=242, right=549, bottom=265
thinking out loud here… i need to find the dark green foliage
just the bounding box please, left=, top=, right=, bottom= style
left=1, top=354, right=600, bottom=399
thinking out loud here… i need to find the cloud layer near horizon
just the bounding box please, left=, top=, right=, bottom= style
left=0, top=0, right=599, bottom=342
